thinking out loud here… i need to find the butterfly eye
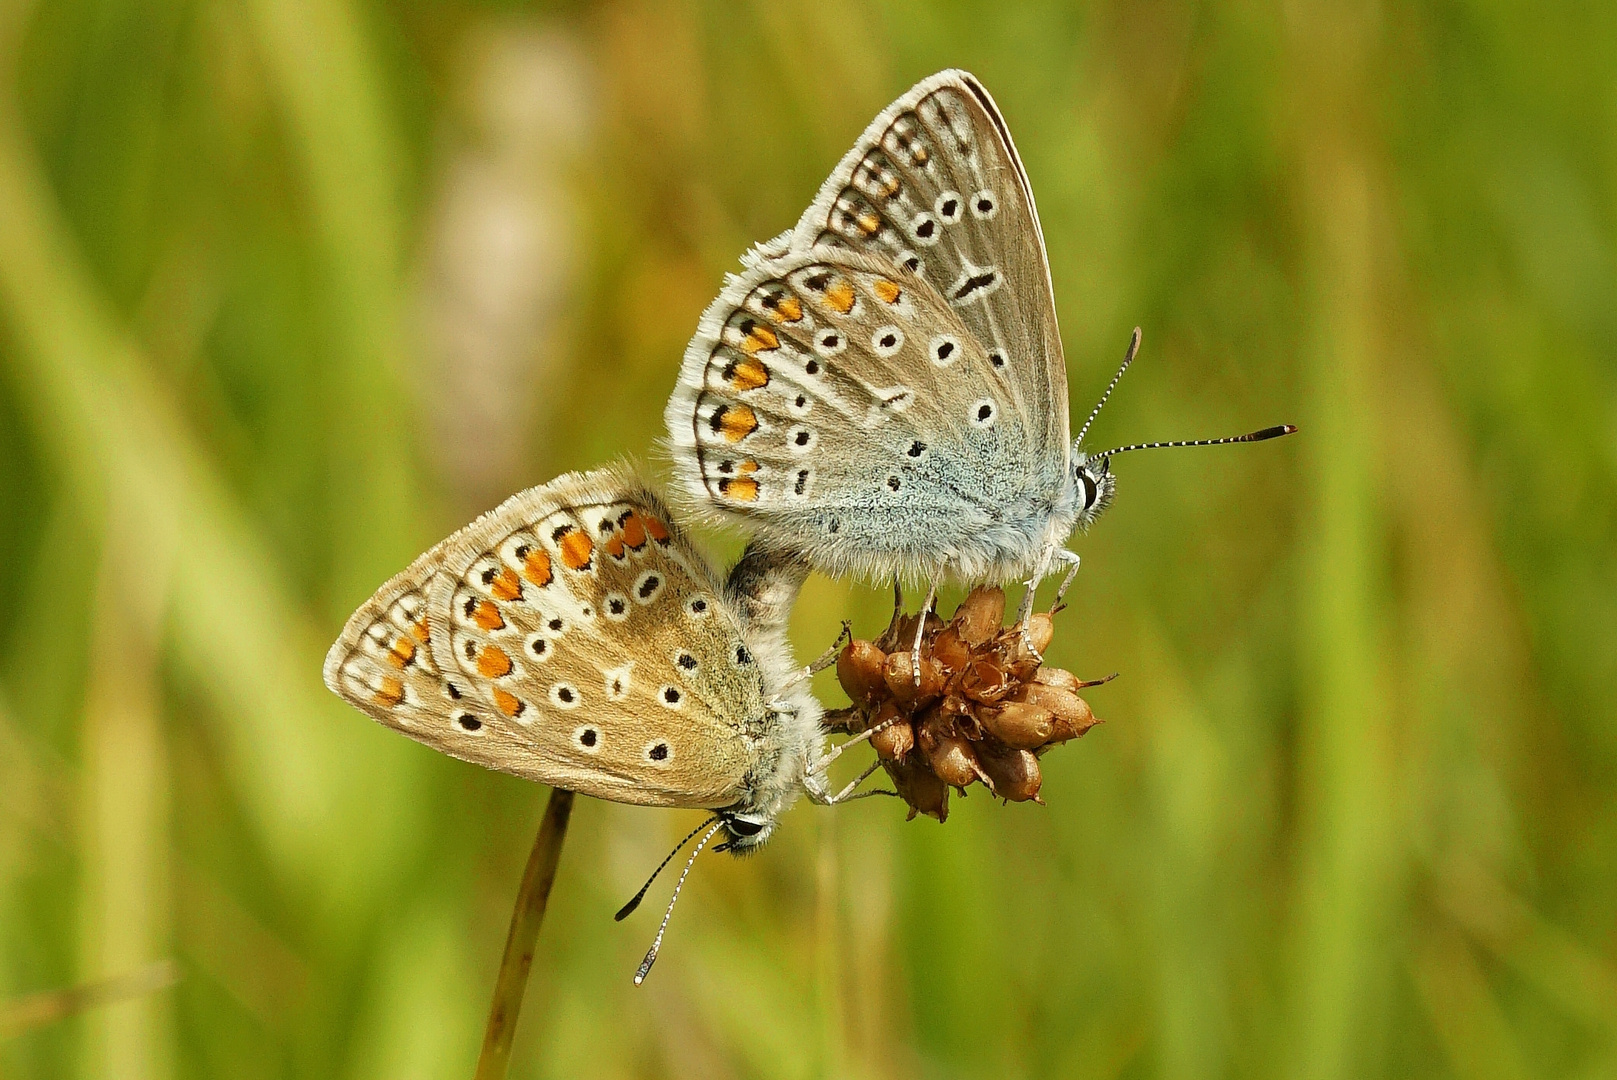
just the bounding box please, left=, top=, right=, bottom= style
left=726, top=816, right=765, bottom=837
left=1079, top=472, right=1099, bottom=510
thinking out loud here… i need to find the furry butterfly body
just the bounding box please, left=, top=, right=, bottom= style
left=323, top=465, right=823, bottom=850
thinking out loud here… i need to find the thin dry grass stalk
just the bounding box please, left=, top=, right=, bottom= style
left=474, top=787, right=575, bottom=1080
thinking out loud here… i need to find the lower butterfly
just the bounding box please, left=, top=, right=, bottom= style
left=323, top=464, right=878, bottom=980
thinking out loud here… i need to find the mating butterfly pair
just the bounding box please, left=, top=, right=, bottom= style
left=325, top=70, right=1293, bottom=978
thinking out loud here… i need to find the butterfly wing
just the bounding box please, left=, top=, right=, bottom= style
left=666, top=248, right=1063, bottom=582
left=787, top=70, right=1069, bottom=466
left=323, top=466, right=770, bottom=808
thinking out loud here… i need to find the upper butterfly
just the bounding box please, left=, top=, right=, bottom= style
left=322, top=464, right=824, bottom=853
left=665, top=69, right=1294, bottom=603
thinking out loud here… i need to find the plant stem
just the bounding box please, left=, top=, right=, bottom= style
left=474, top=787, right=575, bottom=1080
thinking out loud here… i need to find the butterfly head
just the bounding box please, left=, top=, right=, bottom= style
left=714, top=694, right=813, bottom=854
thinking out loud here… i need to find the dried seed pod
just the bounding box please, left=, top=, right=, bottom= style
left=1047, top=707, right=1103, bottom=745
left=837, top=640, right=890, bottom=706
left=1004, top=613, right=1055, bottom=677
left=975, top=700, right=1057, bottom=750
left=958, top=657, right=1014, bottom=704
left=917, top=720, right=983, bottom=789
left=883, top=650, right=946, bottom=705
left=868, top=703, right=915, bottom=761
left=954, top=586, right=1006, bottom=645
left=885, top=757, right=949, bottom=822
left=930, top=625, right=972, bottom=670
left=1032, top=667, right=1081, bottom=694
left=1009, top=682, right=1089, bottom=722
left=977, top=743, right=1043, bottom=802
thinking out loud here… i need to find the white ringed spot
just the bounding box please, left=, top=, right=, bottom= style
left=871, top=326, right=904, bottom=357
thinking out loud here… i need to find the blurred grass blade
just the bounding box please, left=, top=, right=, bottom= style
left=0, top=960, right=179, bottom=1041
left=0, top=102, right=405, bottom=898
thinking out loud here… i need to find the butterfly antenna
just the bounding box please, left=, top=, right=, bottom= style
left=1092, top=424, right=1299, bottom=461
left=615, top=816, right=718, bottom=921
left=633, top=819, right=724, bottom=985
left=1075, top=327, right=1142, bottom=448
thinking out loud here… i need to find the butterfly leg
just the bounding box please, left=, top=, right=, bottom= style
left=808, top=712, right=902, bottom=787
left=791, top=621, right=851, bottom=686
left=1049, top=550, right=1082, bottom=613
left=821, top=759, right=887, bottom=804
left=910, top=576, right=940, bottom=688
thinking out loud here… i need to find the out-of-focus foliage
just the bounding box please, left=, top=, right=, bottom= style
left=1, top=1, right=1613, bottom=1077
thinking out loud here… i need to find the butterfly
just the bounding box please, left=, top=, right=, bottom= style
left=325, top=465, right=893, bottom=980
left=665, top=69, right=1294, bottom=634
left=323, top=464, right=832, bottom=854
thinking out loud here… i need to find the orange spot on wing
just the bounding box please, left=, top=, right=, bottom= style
left=713, top=405, right=758, bottom=443
left=387, top=636, right=416, bottom=668
left=559, top=529, right=594, bottom=571
left=824, top=280, right=856, bottom=314
left=374, top=676, right=404, bottom=707
left=491, top=567, right=523, bottom=602
left=477, top=646, right=513, bottom=679
left=738, top=460, right=759, bottom=474
left=411, top=618, right=430, bottom=643
left=740, top=323, right=779, bottom=354
left=604, top=534, right=626, bottom=560
left=643, top=515, right=671, bottom=544
left=719, top=477, right=760, bottom=502
left=873, top=279, right=903, bottom=304
left=619, top=511, right=647, bottom=549
left=523, top=548, right=553, bottom=587
left=725, top=356, right=770, bottom=391
left=492, top=688, right=524, bottom=718
left=855, top=211, right=881, bottom=235
left=770, top=296, right=803, bottom=323
left=471, top=601, right=505, bottom=632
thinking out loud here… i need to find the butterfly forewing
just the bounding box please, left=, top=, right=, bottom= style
left=324, top=468, right=767, bottom=808
left=788, top=70, right=1069, bottom=469
left=668, top=247, right=1050, bottom=580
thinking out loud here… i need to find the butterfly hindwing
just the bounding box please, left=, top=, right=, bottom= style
left=788, top=69, right=1069, bottom=471
left=324, top=467, right=767, bottom=807
left=667, top=247, right=1054, bottom=580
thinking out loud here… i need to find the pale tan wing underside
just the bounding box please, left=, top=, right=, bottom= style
left=670, top=248, right=1041, bottom=529
left=790, top=70, right=1069, bottom=466
left=323, top=466, right=768, bottom=808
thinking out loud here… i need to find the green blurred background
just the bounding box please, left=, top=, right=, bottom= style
left=2, top=0, right=1614, bottom=1076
